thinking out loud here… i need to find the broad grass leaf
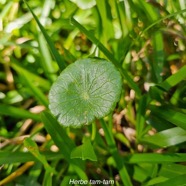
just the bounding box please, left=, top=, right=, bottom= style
left=155, top=174, right=186, bottom=186
left=49, top=58, right=122, bottom=127
left=159, top=163, right=186, bottom=178
left=141, top=127, right=186, bottom=147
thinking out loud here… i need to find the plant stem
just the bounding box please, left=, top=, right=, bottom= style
left=100, top=119, right=133, bottom=186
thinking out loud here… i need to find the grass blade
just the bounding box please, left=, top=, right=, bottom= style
left=0, top=104, right=40, bottom=121
left=138, top=8, right=186, bottom=38
left=11, top=61, right=51, bottom=90
left=152, top=31, right=164, bottom=83
left=157, top=174, right=186, bottom=186
left=41, top=111, right=75, bottom=160
left=21, top=72, right=48, bottom=107
left=141, top=127, right=186, bottom=147
left=159, top=163, right=186, bottom=177
left=37, top=0, right=57, bottom=82
left=43, top=171, right=53, bottom=186
left=138, top=0, right=159, bottom=22
left=124, top=153, right=186, bottom=163
left=100, top=119, right=133, bottom=186
left=96, top=0, right=114, bottom=43
left=0, top=151, right=62, bottom=165
left=38, top=34, right=57, bottom=82
left=136, top=94, right=150, bottom=139
left=41, top=112, right=88, bottom=180
left=150, top=105, right=186, bottom=130
left=23, top=0, right=66, bottom=71
left=24, top=137, right=56, bottom=174
left=158, top=65, right=186, bottom=91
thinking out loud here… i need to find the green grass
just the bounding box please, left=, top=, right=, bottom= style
left=0, top=0, right=186, bottom=185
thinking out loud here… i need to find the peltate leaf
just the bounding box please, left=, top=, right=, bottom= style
left=49, top=58, right=122, bottom=127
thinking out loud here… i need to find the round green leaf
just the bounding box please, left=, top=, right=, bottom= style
left=49, top=58, right=122, bottom=128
